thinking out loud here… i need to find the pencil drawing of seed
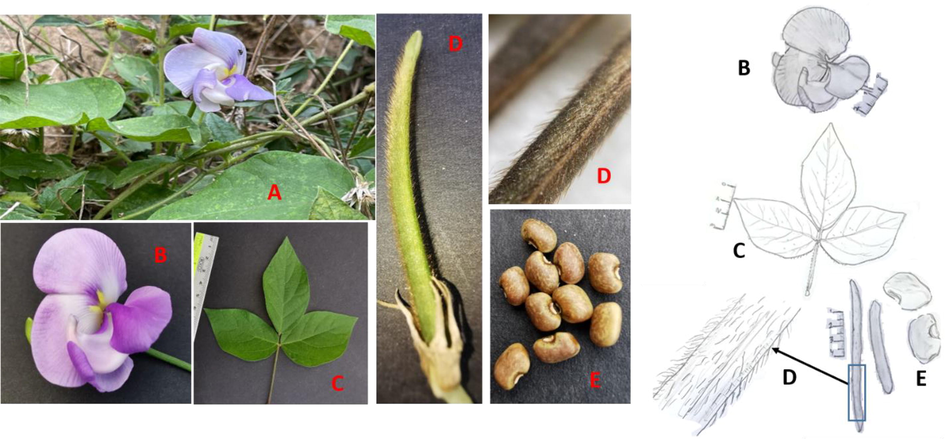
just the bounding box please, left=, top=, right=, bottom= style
left=526, top=292, right=561, bottom=331
left=883, top=272, right=931, bottom=311
left=908, top=314, right=940, bottom=364
left=589, top=252, right=622, bottom=294
left=525, top=251, right=559, bottom=293
left=591, top=302, right=622, bottom=347
left=521, top=218, right=557, bottom=252
left=552, top=285, right=593, bottom=323
left=494, top=343, right=530, bottom=391
left=500, top=266, right=530, bottom=306
left=533, top=332, right=581, bottom=363
left=553, top=242, right=584, bottom=284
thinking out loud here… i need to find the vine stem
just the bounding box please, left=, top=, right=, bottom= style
left=805, top=243, right=820, bottom=296
left=97, top=40, right=115, bottom=77
left=144, top=348, right=191, bottom=372
left=268, top=343, right=281, bottom=404
left=290, top=39, right=355, bottom=120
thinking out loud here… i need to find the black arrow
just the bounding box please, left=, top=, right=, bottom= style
left=773, top=347, right=848, bottom=385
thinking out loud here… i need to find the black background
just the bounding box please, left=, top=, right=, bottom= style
left=1, top=223, right=191, bottom=403
left=375, top=14, right=483, bottom=403
left=193, top=222, right=367, bottom=404
left=490, top=210, right=631, bottom=403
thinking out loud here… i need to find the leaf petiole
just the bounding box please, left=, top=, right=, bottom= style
left=268, top=341, right=280, bottom=404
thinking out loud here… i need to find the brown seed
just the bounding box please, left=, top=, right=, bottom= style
left=588, top=252, right=622, bottom=294
left=552, top=285, right=593, bottom=323
left=500, top=266, right=530, bottom=306
left=533, top=332, right=581, bottom=363
left=553, top=242, right=585, bottom=284
left=494, top=343, right=530, bottom=391
left=525, top=292, right=561, bottom=332
left=590, top=302, right=622, bottom=347
left=521, top=218, right=557, bottom=253
left=525, top=251, right=559, bottom=293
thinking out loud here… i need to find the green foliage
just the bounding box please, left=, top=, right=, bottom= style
left=0, top=52, right=57, bottom=79
left=325, top=15, right=376, bottom=49
left=150, top=152, right=355, bottom=220
left=205, top=237, right=357, bottom=401
left=0, top=78, right=124, bottom=129
left=1, top=15, right=374, bottom=221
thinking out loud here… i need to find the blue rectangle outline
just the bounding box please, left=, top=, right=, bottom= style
left=847, top=364, right=866, bottom=422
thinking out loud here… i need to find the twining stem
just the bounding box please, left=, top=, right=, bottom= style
left=386, top=31, right=436, bottom=343
left=115, top=173, right=206, bottom=220
left=805, top=243, right=820, bottom=296
left=145, top=348, right=191, bottom=372
left=67, top=126, right=79, bottom=157
left=97, top=40, right=115, bottom=77
left=268, top=343, right=281, bottom=404
left=290, top=39, right=355, bottom=120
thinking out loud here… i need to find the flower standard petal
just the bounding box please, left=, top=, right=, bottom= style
left=31, top=294, right=99, bottom=388
left=32, top=228, right=127, bottom=302
left=164, top=43, right=227, bottom=98
left=223, top=74, right=275, bottom=102
left=193, top=28, right=246, bottom=74
left=67, top=342, right=134, bottom=393
left=107, top=286, right=172, bottom=354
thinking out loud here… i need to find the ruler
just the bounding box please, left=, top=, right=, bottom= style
left=710, top=182, right=737, bottom=230
left=192, top=233, right=219, bottom=341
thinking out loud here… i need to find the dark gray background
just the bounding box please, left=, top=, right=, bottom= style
left=376, top=14, right=483, bottom=403
left=193, top=222, right=367, bottom=404
left=491, top=210, right=631, bottom=403
left=1, top=223, right=191, bottom=403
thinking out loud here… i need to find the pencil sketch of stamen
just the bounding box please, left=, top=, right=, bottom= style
left=654, top=295, right=800, bottom=435
left=731, top=123, right=905, bottom=296
left=772, top=7, right=888, bottom=115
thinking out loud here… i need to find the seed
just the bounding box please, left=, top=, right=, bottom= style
left=525, top=292, right=561, bottom=332
left=521, top=218, right=557, bottom=253
left=500, top=266, right=530, bottom=306
left=590, top=302, right=622, bottom=347
left=553, top=242, right=584, bottom=284
left=525, top=251, right=559, bottom=293
left=494, top=343, right=530, bottom=390
left=533, top=332, right=581, bottom=363
left=552, top=285, right=593, bottom=323
left=588, top=252, right=622, bottom=294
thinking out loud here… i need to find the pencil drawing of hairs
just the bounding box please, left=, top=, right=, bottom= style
left=654, top=295, right=800, bottom=435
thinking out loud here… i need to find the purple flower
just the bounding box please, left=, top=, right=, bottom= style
left=30, top=228, right=172, bottom=392
left=164, top=28, right=274, bottom=112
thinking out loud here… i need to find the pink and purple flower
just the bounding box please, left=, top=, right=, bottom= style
left=30, top=228, right=172, bottom=392
left=164, top=28, right=275, bottom=112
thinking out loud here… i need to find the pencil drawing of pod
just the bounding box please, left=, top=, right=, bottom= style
left=376, top=31, right=472, bottom=404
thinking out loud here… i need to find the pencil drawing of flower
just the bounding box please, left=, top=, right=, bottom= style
left=164, top=28, right=274, bottom=112
left=29, top=228, right=172, bottom=392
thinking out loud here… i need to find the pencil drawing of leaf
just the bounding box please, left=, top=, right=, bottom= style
left=801, top=123, right=855, bottom=230
left=733, top=198, right=817, bottom=258
left=821, top=206, right=905, bottom=265
left=732, top=123, right=905, bottom=295
left=205, top=236, right=357, bottom=403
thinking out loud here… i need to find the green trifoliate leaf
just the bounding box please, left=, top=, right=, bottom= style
left=263, top=238, right=310, bottom=334
left=205, top=308, right=278, bottom=361
left=87, top=115, right=200, bottom=143
left=282, top=311, right=358, bottom=367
